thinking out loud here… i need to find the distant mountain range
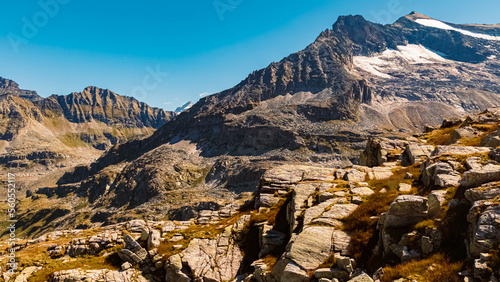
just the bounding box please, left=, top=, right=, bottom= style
left=0, top=77, right=174, bottom=168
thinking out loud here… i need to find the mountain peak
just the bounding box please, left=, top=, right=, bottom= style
left=405, top=11, right=434, bottom=21
left=81, top=85, right=115, bottom=97
left=175, top=101, right=194, bottom=114
left=0, top=76, right=41, bottom=101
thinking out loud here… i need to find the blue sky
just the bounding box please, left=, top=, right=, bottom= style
left=1, top=0, right=499, bottom=111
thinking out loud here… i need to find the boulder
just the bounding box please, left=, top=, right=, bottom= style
left=359, top=138, right=404, bottom=167
left=350, top=187, right=374, bottom=196
left=288, top=183, right=319, bottom=233
left=384, top=195, right=428, bottom=228
left=344, top=168, right=367, bottom=182
left=318, top=192, right=335, bottom=203
left=465, top=182, right=500, bottom=202
left=441, top=117, right=464, bottom=128
left=450, top=127, right=478, bottom=143
left=281, top=262, right=309, bottom=282
left=303, top=199, right=337, bottom=226
left=428, top=190, right=448, bottom=218
left=256, top=193, right=281, bottom=208
left=320, top=204, right=358, bottom=220
left=460, top=163, right=500, bottom=188
left=474, top=259, right=490, bottom=280
left=147, top=229, right=161, bottom=250
left=287, top=226, right=335, bottom=270
left=398, top=183, right=412, bottom=192
left=314, top=268, right=335, bottom=279
left=259, top=225, right=286, bottom=257
left=165, top=254, right=191, bottom=282
left=402, top=144, right=434, bottom=166
left=485, top=136, right=500, bottom=148
left=371, top=167, right=393, bottom=180
left=119, top=235, right=147, bottom=264
left=421, top=236, right=433, bottom=254
left=139, top=226, right=150, bottom=241
left=347, top=272, right=373, bottom=282
left=421, top=161, right=460, bottom=188
left=335, top=254, right=354, bottom=273
left=431, top=146, right=490, bottom=156
left=332, top=230, right=352, bottom=256
left=465, top=157, right=483, bottom=170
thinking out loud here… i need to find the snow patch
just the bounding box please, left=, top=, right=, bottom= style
left=353, top=44, right=446, bottom=78
left=488, top=55, right=497, bottom=60
left=415, top=19, right=500, bottom=41
left=175, top=101, right=194, bottom=113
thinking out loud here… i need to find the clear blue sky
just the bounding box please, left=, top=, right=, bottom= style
left=1, top=0, right=499, bottom=111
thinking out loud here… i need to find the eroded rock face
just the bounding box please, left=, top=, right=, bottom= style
left=180, top=235, right=243, bottom=281
left=467, top=201, right=500, bottom=257
left=467, top=201, right=500, bottom=279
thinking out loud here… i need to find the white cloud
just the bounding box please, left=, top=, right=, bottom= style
left=199, top=92, right=211, bottom=98
left=163, top=101, right=172, bottom=105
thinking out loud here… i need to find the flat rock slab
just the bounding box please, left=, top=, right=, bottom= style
left=287, top=226, right=335, bottom=270
left=432, top=146, right=490, bottom=156
left=350, top=187, right=375, bottom=196
left=460, top=163, right=500, bottom=188
left=321, top=204, right=359, bottom=220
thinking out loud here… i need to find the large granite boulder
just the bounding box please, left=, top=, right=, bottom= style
left=383, top=195, right=429, bottom=228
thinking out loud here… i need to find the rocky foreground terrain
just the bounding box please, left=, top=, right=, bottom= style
left=3, top=106, right=500, bottom=281
left=2, top=11, right=500, bottom=282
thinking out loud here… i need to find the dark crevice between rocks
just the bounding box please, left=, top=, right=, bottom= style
left=239, top=194, right=292, bottom=275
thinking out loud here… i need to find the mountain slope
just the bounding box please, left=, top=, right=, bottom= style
left=92, top=11, right=500, bottom=169
left=0, top=77, right=174, bottom=176
left=17, top=11, right=500, bottom=238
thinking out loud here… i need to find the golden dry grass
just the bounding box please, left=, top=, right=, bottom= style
left=381, top=254, right=463, bottom=282
left=2, top=229, right=122, bottom=282
left=341, top=165, right=421, bottom=261
left=425, top=126, right=458, bottom=145
left=157, top=210, right=251, bottom=259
